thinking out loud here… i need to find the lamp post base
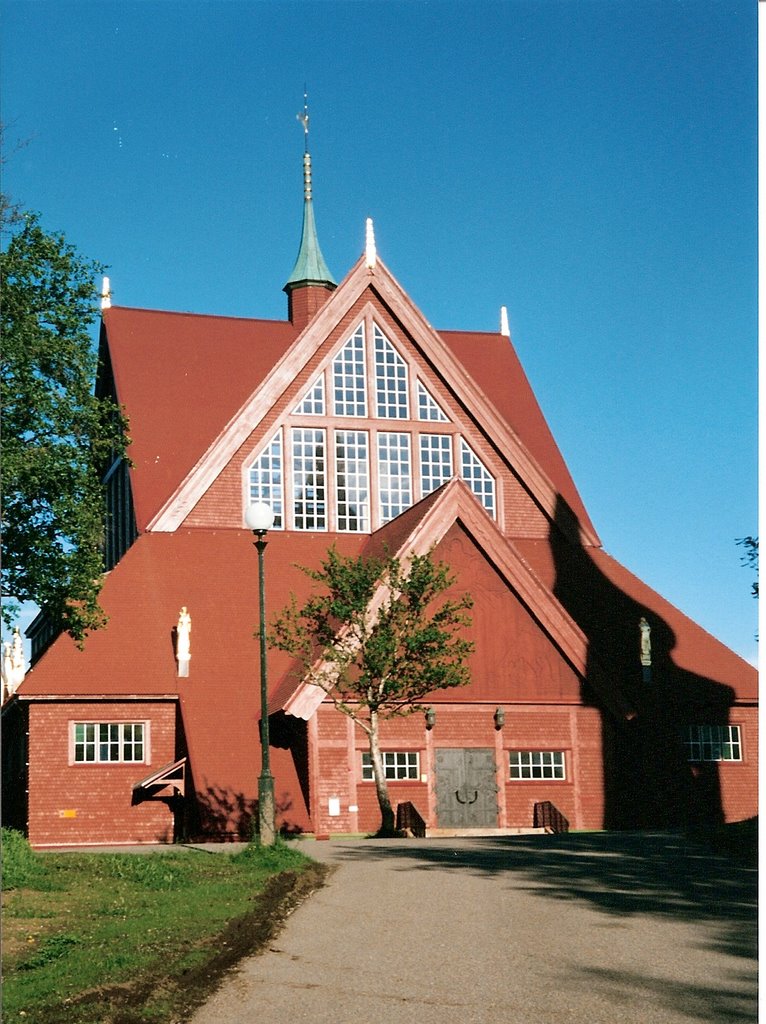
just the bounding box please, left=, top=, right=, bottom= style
left=258, top=772, right=276, bottom=846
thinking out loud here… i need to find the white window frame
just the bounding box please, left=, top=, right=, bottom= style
left=291, top=427, right=327, bottom=530
left=71, top=721, right=149, bottom=765
left=685, top=725, right=742, bottom=762
left=460, top=438, right=496, bottom=517
left=377, top=431, right=412, bottom=524
left=509, top=750, right=566, bottom=780
left=332, top=324, right=368, bottom=417
left=361, top=751, right=420, bottom=781
left=373, top=323, right=410, bottom=419
left=417, top=380, right=449, bottom=422
left=294, top=375, right=325, bottom=415
left=247, top=429, right=284, bottom=529
left=335, top=429, right=370, bottom=532
left=419, top=433, right=454, bottom=497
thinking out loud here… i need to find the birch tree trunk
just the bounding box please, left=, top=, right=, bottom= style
left=368, top=708, right=396, bottom=835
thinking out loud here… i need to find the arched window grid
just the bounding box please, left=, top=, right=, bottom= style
left=245, top=317, right=501, bottom=532
left=247, top=428, right=285, bottom=529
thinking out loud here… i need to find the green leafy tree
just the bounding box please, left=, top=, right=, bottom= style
left=736, top=536, right=758, bottom=599
left=1, top=213, right=128, bottom=643
left=271, top=546, right=474, bottom=835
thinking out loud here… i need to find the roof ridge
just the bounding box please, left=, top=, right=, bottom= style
left=106, top=306, right=294, bottom=326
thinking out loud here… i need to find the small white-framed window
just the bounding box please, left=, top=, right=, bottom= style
left=332, top=325, right=367, bottom=417
left=510, top=750, right=566, bottom=780
left=248, top=430, right=284, bottom=529
left=335, top=430, right=370, bottom=532
left=292, top=427, right=327, bottom=530
left=73, top=722, right=147, bottom=764
left=420, top=433, right=453, bottom=497
left=374, top=324, right=409, bottom=419
left=361, top=751, right=420, bottom=781
left=377, top=432, right=412, bottom=524
left=416, top=380, right=449, bottom=422
left=460, top=439, right=496, bottom=517
left=294, top=375, right=325, bottom=415
left=685, top=725, right=742, bottom=762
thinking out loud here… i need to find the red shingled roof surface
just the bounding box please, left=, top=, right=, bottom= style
left=103, top=307, right=298, bottom=529
left=514, top=538, right=756, bottom=700
left=441, top=329, right=596, bottom=539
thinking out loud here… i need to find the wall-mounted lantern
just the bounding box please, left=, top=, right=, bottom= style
left=425, top=707, right=436, bottom=731
left=494, top=706, right=505, bottom=730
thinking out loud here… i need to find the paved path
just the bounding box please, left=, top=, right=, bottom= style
left=190, top=832, right=757, bottom=1024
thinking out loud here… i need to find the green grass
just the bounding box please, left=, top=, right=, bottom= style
left=1, top=829, right=320, bottom=1024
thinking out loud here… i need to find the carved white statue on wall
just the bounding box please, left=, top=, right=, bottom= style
left=639, top=617, right=651, bottom=666
left=2, top=627, right=26, bottom=701
left=176, top=607, right=191, bottom=677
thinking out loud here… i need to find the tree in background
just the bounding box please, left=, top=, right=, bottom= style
left=271, top=547, right=473, bottom=835
left=1, top=213, right=128, bottom=643
left=736, top=536, right=758, bottom=599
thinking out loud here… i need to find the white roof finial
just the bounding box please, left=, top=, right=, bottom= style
left=365, top=218, right=377, bottom=271
left=500, top=305, right=510, bottom=338
left=100, top=276, right=112, bottom=310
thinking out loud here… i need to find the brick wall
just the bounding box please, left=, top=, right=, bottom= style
left=28, top=701, right=177, bottom=848
left=312, top=701, right=610, bottom=835
left=719, top=706, right=758, bottom=825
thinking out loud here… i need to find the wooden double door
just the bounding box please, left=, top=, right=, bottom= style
left=435, top=748, right=498, bottom=828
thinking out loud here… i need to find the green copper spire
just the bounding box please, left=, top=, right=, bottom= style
left=284, top=98, right=336, bottom=294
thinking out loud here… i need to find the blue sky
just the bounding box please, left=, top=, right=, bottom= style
left=2, top=0, right=758, bottom=663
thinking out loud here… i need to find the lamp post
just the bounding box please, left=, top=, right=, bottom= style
left=245, top=501, right=276, bottom=846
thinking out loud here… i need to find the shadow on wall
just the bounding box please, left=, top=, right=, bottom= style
left=134, top=711, right=310, bottom=843
left=549, top=495, right=734, bottom=830
left=187, top=787, right=304, bottom=842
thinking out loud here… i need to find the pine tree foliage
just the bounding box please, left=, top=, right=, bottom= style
left=271, top=546, right=474, bottom=833
left=1, top=213, right=129, bottom=643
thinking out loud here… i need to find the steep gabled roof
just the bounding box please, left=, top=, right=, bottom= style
left=441, top=329, right=593, bottom=537
left=103, top=307, right=297, bottom=529
left=127, top=255, right=598, bottom=542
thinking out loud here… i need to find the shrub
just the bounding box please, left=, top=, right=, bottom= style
left=1, top=828, right=50, bottom=890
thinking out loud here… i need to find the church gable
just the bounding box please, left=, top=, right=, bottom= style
left=183, top=272, right=555, bottom=539
left=433, top=522, right=583, bottom=704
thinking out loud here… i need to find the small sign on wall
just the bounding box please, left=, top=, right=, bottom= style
left=58, top=809, right=77, bottom=819
left=328, top=796, right=340, bottom=817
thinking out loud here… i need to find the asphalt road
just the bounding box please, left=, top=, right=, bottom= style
left=189, top=832, right=757, bottom=1024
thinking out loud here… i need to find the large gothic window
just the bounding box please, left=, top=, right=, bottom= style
left=292, top=428, right=326, bottom=530
left=420, top=433, right=453, bottom=497
left=374, top=325, right=409, bottom=419
left=417, top=380, right=448, bottom=422
left=460, top=439, right=495, bottom=516
left=294, top=376, right=325, bottom=415
left=332, top=324, right=367, bottom=417
left=248, top=430, right=284, bottom=528
left=335, top=430, right=370, bottom=532
left=378, top=432, right=412, bottom=523
left=246, top=317, right=498, bottom=533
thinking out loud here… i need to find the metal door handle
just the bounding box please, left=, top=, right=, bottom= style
left=455, top=789, right=479, bottom=804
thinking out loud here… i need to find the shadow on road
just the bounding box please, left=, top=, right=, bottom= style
left=568, top=964, right=755, bottom=1024
left=316, top=830, right=757, bottom=964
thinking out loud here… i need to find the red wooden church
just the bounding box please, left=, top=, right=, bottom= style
left=2, top=144, right=757, bottom=847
